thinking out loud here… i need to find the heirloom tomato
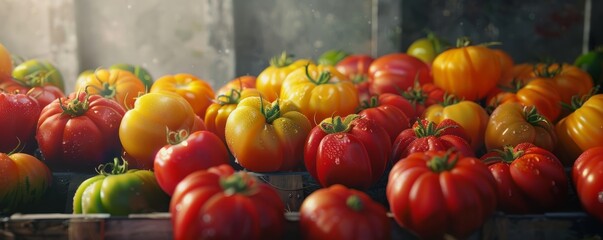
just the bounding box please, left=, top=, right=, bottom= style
left=110, top=63, right=154, bottom=90
left=400, top=82, right=445, bottom=119
left=170, top=164, right=284, bottom=240
left=119, top=91, right=205, bottom=170
left=73, top=158, right=169, bottom=216
left=486, top=78, right=561, bottom=122
left=216, top=75, right=256, bottom=97
left=150, top=73, right=215, bottom=118
left=486, top=103, right=556, bottom=152
left=573, top=147, right=603, bottom=223
left=335, top=54, right=374, bottom=103
left=205, top=88, right=260, bottom=143
left=0, top=91, right=41, bottom=154
left=37, top=92, right=126, bottom=171
left=154, top=130, right=229, bottom=196
left=0, top=152, right=52, bottom=214
left=368, top=53, right=432, bottom=95
left=225, top=97, right=311, bottom=172
left=280, top=63, right=358, bottom=125
left=304, top=115, right=391, bottom=190
left=482, top=143, right=567, bottom=213
left=0, top=71, right=65, bottom=108
left=0, top=42, right=12, bottom=78
left=387, top=150, right=497, bottom=239
left=406, top=32, right=450, bottom=64
left=12, top=59, right=64, bottom=92
left=75, top=68, right=146, bottom=110
left=432, top=38, right=501, bottom=101
left=357, top=94, right=411, bottom=142
left=531, top=63, right=593, bottom=105
left=300, top=184, right=390, bottom=240
left=256, top=52, right=312, bottom=102
left=492, top=49, right=515, bottom=81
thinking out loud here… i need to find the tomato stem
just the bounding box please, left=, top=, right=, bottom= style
left=96, top=158, right=129, bottom=176
left=166, top=128, right=190, bottom=145
left=523, top=105, right=550, bottom=126
left=269, top=51, right=294, bottom=68
left=59, top=92, right=90, bottom=117
left=346, top=195, right=364, bottom=212
left=427, top=149, right=459, bottom=172
left=215, top=88, right=242, bottom=105
left=358, top=96, right=380, bottom=111
left=401, top=79, right=427, bottom=105
left=305, top=64, right=332, bottom=85
left=20, top=69, right=54, bottom=87
left=319, top=114, right=359, bottom=134
left=221, top=172, right=256, bottom=196
left=440, top=93, right=460, bottom=107
left=533, top=62, right=563, bottom=78
left=258, top=97, right=281, bottom=124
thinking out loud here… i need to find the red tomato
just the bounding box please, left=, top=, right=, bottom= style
left=400, top=82, right=446, bottom=118
left=299, top=184, right=390, bottom=240
left=482, top=143, right=568, bottom=213
left=304, top=115, right=391, bottom=190
left=368, top=53, right=432, bottom=95
left=391, top=119, right=474, bottom=163
left=0, top=91, right=41, bottom=154
left=336, top=54, right=374, bottom=103
left=170, top=164, right=284, bottom=240
left=357, top=94, right=410, bottom=142
left=387, top=150, right=497, bottom=239
left=375, top=92, right=416, bottom=121
left=154, top=130, right=229, bottom=196
left=27, top=85, right=65, bottom=109
left=36, top=92, right=126, bottom=171
left=572, top=147, right=603, bottom=223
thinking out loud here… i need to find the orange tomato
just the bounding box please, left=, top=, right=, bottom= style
left=0, top=42, right=12, bottom=79
left=492, top=49, right=515, bottom=82
left=75, top=68, right=145, bottom=109
left=150, top=73, right=215, bottom=118
left=531, top=63, right=593, bottom=106
left=256, top=52, right=312, bottom=102
left=216, top=75, right=256, bottom=97
left=486, top=78, right=561, bottom=122
left=205, top=88, right=260, bottom=143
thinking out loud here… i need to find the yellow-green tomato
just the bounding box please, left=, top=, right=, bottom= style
left=406, top=33, right=450, bottom=64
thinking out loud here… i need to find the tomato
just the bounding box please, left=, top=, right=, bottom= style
left=0, top=91, right=41, bottom=154
left=170, top=164, right=284, bottom=240
left=492, top=49, right=515, bottom=81
left=280, top=64, right=358, bottom=125
left=119, top=91, right=205, bottom=170
left=486, top=102, right=557, bottom=152
left=481, top=143, right=568, bottom=213
left=150, top=73, right=215, bottom=118
left=531, top=63, right=593, bottom=106
left=575, top=48, right=603, bottom=92
left=335, top=54, right=374, bottom=103
left=391, top=119, right=474, bottom=163
left=0, top=77, right=29, bottom=93
left=216, top=75, right=256, bottom=97
left=75, top=68, right=146, bottom=110
left=110, top=63, right=154, bottom=90
left=154, top=130, right=229, bottom=196
left=357, top=95, right=410, bottom=142
left=368, top=53, right=432, bottom=95
left=400, top=82, right=445, bottom=120
left=26, top=85, right=66, bottom=109
left=299, top=184, right=390, bottom=240
left=225, top=97, right=311, bottom=172
left=304, top=115, right=391, bottom=190
left=423, top=95, right=489, bottom=151
left=317, top=49, right=349, bottom=66
left=406, top=33, right=450, bottom=64
left=12, top=59, right=65, bottom=92
left=37, top=92, right=125, bottom=171
left=486, top=78, right=561, bottom=122
left=0, top=152, right=52, bottom=214
left=387, top=150, right=497, bottom=239
left=256, top=52, right=312, bottom=102
left=205, top=88, right=261, bottom=143
left=0, top=42, right=12, bottom=79
left=432, top=38, right=502, bottom=101
left=73, top=158, right=169, bottom=216
left=555, top=94, right=603, bottom=166
left=572, top=147, right=603, bottom=223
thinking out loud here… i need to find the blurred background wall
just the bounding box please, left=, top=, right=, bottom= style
left=0, top=0, right=600, bottom=93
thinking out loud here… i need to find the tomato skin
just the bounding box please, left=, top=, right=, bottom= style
left=492, top=49, right=515, bottom=81
left=299, top=184, right=390, bottom=240
left=368, top=53, right=432, bottom=95
left=532, top=63, right=593, bottom=105
left=0, top=152, right=52, bottom=214
left=0, top=92, right=41, bottom=154
left=216, top=75, right=256, bottom=97
left=170, top=164, right=285, bottom=240
left=75, top=68, right=146, bottom=110
left=482, top=143, right=568, bottom=213
left=205, top=88, right=260, bottom=143
left=154, top=130, right=229, bottom=196
left=304, top=115, right=391, bottom=190
left=120, top=92, right=205, bottom=170
left=256, top=53, right=312, bottom=102
left=358, top=95, right=410, bottom=143
left=572, top=147, right=603, bottom=223
left=12, top=59, right=65, bottom=92
left=150, top=73, right=215, bottom=118
left=336, top=54, right=374, bottom=103
left=0, top=42, right=12, bottom=79
left=486, top=78, right=561, bottom=122
left=387, top=151, right=497, bottom=239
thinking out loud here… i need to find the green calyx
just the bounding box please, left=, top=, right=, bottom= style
left=496, top=146, right=524, bottom=164
left=96, top=158, right=129, bottom=176
left=498, top=78, right=525, bottom=94
left=20, top=69, right=54, bottom=87
left=319, top=114, right=359, bottom=134
left=440, top=93, right=460, bottom=107
left=221, top=172, right=255, bottom=196
left=533, top=62, right=563, bottom=78
left=359, top=96, right=380, bottom=111
left=59, top=93, right=90, bottom=117
left=259, top=98, right=281, bottom=124
left=269, top=51, right=294, bottom=68
left=523, top=105, right=550, bottom=126
left=413, top=120, right=452, bottom=138
left=401, top=80, right=428, bottom=105
left=216, top=88, right=242, bottom=105
left=346, top=195, right=364, bottom=212
left=561, top=86, right=598, bottom=112
left=305, top=64, right=332, bottom=85
left=427, top=150, right=459, bottom=173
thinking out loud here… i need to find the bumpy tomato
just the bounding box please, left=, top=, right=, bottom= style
left=256, top=52, right=312, bottom=102
left=205, top=88, right=260, bottom=143
left=150, top=73, right=215, bottom=118
left=119, top=91, right=205, bottom=170
left=387, top=150, right=497, bottom=239
left=0, top=42, right=12, bottom=78
left=0, top=152, right=52, bottom=214
left=486, top=78, right=561, bottom=122
left=225, top=97, right=311, bottom=172
left=531, top=63, right=593, bottom=105
left=170, top=164, right=284, bottom=240
left=357, top=95, right=410, bottom=142
left=110, top=63, right=154, bottom=90
left=75, top=68, right=146, bottom=110
left=12, top=59, right=65, bottom=92
left=300, top=184, right=390, bottom=240
left=573, top=147, right=603, bottom=223
left=406, top=33, right=450, bottom=64
left=0, top=92, right=41, bottom=154
left=336, top=54, right=374, bottom=103
left=368, top=53, right=432, bottom=95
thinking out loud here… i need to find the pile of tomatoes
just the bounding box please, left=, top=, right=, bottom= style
left=1, top=35, right=603, bottom=239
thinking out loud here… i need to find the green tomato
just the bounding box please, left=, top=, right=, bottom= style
left=110, top=63, right=154, bottom=90
left=574, top=48, right=603, bottom=91
left=317, top=49, right=349, bottom=66
left=73, top=158, right=169, bottom=216
left=406, top=33, right=450, bottom=64
left=12, top=59, right=64, bottom=92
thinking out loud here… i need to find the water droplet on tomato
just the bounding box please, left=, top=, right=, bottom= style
left=335, top=158, right=340, bottom=165
left=598, top=192, right=603, bottom=203
left=533, top=169, right=540, bottom=175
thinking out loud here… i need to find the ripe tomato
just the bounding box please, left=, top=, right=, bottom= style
left=368, top=53, right=432, bottom=95
left=154, top=130, right=229, bottom=196
left=170, top=164, right=285, bottom=240
left=387, top=150, right=497, bottom=239
left=400, top=82, right=446, bottom=118
left=300, top=184, right=390, bottom=240
left=119, top=91, right=205, bottom=170
left=0, top=91, right=41, bottom=154
left=150, top=73, right=215, bottom=118
left=492, top=49, right=515, bottom=81
left=482, top=143, right=568, bottom=213
left=486, top=78, right=561, bottom=122
left=109, top=63, right=154, bottom=90
left=0, top=42, right=12, bottom=78
left=531, top=63, right=593, bottom=106
left=216, top=75, right=256, bottom=97
left=357, top=94, right=410, bottom=142
left=256, top=52, right=312, bottom=102
left=205, top=88, right=260, bottom=143
left=27, top=85, right=65, bottom=109
left=0, top=152, right=52, bottom=214
left=75, top=68, right=146, bottom=110
left=12, top=59, right=65, bottom=92
left=304, top=115, right=391, bottom=190
left=572, top=147, right=603, bottom=223
left=335, top=54, right=374, bottom=103
left=406, top=33, right=450, bottom=64
left=37, top=92, right=126, bottom=171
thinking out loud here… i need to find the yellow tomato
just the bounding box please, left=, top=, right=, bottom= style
left=150, top=73, right=215, bottom=118
left=256, top=52, right=312, bottom=102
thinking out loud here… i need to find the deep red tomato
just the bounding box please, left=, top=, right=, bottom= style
left=481, top=143, right=568, bottom=213
left=336, top=54, right=374, bottom=103
left=572, top=147, right=603, bottom=223
left=36, top=92, right=126, bottom=171
left=387, top=150, right=497, bottom=239
left=170, top=164, right=284, bottom=240
left=27, top=85, right=65, bottom=109
left=154, top=130, right=229, bottom=196
left=374, top=92, right=416, bottom=121
left=299, top=184, right=390, bottom=240
left=400, top=82, right=446, bottom=118
left=368, top=53, right=432, bottom=95
left=304, top=115, right=391, bottom=190
left=0, top=91, right=41, bottom=154
left=391, top=119, right=474, bottom=163
left=357, top=95, right=410, bottom=143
